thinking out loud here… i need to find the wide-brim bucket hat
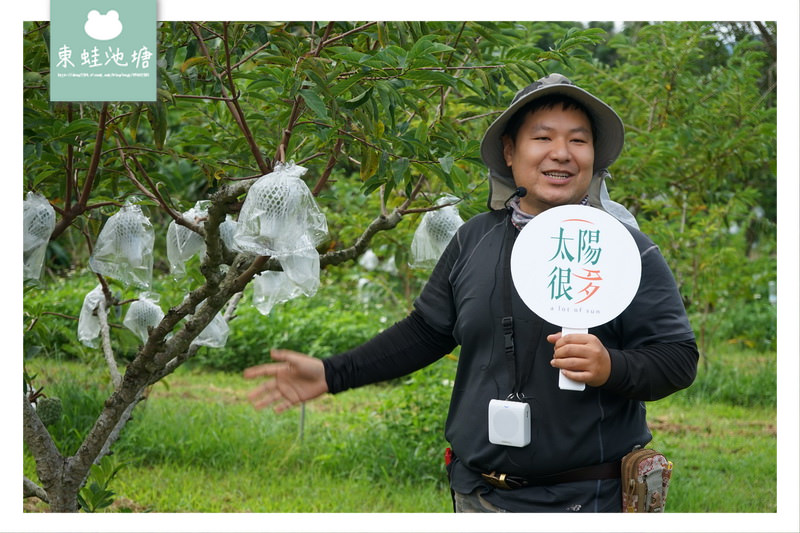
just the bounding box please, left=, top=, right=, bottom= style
left=480, top=73, right=624, bottom=210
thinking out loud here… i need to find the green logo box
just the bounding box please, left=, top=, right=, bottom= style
left=50, top=0, right=156, bottom=101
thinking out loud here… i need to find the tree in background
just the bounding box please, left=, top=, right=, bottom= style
left=581, top=22, right=777, bottom=353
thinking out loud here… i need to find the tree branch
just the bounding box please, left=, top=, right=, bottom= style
left=222, top=23, right=238, bottom=98
left=96, top=300, right=122, bottom=390
left=80, top=102, right=109, bottom=209
left=312, top=137, right=343, bottom=196
left=50, top=103, right=109, bottom=241
left=276, top=97, right=304, bottom=164
left=753, top=22, right=776, bottom=62
left=190, top=23, right=270, bottom=174
left=276, top=22, right=375, bottom=165
left=320, top=21, right=377, bottom=48
left=295, top=120, right=436, bottom=165
left=223, top=292, right=243, bottom=321
left=96, top=387, right=147, bottom=462
left=65, top=280, right=216, bottom=491
left=114, top=132, right=203, bottom=234
left=314, top=22, right=336, bottom=55
left=227, top=40, right=272, bottom=72
left=172, top=93, right=232, bottom=102
left=24, top=477, right=49, bottom=502
left=64, top=104, right=74, bottom=209
left=320, top=210, right=404, bottom=268
left=67, top=231, right=254, bottom=485
left=316, top=175, right=426, bottom=266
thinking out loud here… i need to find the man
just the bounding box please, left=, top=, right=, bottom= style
left=244, top=73, right=698, bottom=512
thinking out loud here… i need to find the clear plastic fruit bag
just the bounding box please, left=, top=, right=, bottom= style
left=166, top=201, right=208, bottom=278
left=276, top=241, right=320, bottom=298
left=123, top=293, right=165, bottom=343
left=77, top=284, right=106, bottom=347
left=23, top=192, right=56, bottom=281
left=251, top=270, right=303, bottom=316
left=219, top=215, right=240, bottom=253
left=233, top=162, right=328, bottom=256
left=89, top=203, right=155, bottom=288
left=410, top=195, right=464, bottom=268
left=191, top=310, right=230, bottom=348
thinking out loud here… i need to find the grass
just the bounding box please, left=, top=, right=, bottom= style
left=24, top=360, right=454, bottom=513
left=23, top=346, right=777, bottom=513
left=109, top=367, right=454, bottom=512
left=646, top=399, right=776, bottom=512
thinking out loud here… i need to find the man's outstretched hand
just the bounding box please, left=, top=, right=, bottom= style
left=244, top=349, right=328, bottom=412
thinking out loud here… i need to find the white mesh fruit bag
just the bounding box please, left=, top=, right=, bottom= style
left=233, top=162, right=328, bottom=256
left=23, top=192, right=56, bottom=281
left=410, top=195, right=463, bottom=268
left=89, top=203, right=155, bottom=288
left=123, top=293, right=165, bottom=343
left=166, top=201, right=208, bottom=278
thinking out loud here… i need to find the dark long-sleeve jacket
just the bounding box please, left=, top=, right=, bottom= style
left=324, top=208, right=697, bottom=511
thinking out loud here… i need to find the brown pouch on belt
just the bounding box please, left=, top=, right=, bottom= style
left=621, top=447, right=673, bottom=512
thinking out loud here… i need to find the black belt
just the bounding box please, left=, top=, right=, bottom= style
left=481, top=460, right=621, bottom=490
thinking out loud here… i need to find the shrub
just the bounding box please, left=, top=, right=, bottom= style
left=678, top=347, right=776, bottom=407
left=701, top=297, right=777, bottom=351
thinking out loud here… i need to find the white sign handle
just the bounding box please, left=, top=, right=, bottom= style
left=558, top=327, right=587, bottom=391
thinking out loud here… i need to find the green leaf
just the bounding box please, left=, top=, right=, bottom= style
left=438, top=156, right=454, bottom=175
left=330, top=50, right=370, bottom=64
left=299, top=89, right=329, bottom=121
left=343, top=87, right=373, bottom=109
left=257, top=54, right=293, bottom=66
left=180, top=56, right=208, bottom=73
left=146, top=101, right=167, bottom=150
left=127, top=104, right=141, bottom=143
left=329, top=71, right=367, bottom=98
left=405, top=69, right=456, bottom=87
left=360, top=147, right=380, bottom=181
left=409, top=36, right=455, bottom=61
left=392, top=157, right=410, bottom=181
left=450, top=164, right=469, bottom=189
left=303, top=66, right=332, bottom=98
left=414, top=120, right=428, bottom=145
left=377, top=22, right=387, bottom=48
left=60, top=118, right=98, bottom=139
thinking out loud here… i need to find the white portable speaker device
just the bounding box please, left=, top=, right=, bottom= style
left=488, top=399, right=531, bottom=447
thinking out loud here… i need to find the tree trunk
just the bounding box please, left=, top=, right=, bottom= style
left=43, top=475, right=81, bottom=513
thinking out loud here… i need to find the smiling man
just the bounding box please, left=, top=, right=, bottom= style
left=244, top=73, right=698, bottom=513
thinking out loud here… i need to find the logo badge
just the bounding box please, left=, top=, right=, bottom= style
left=510, top=205, right=642, bottom=330
left=50, top=0, right=156, bottom=101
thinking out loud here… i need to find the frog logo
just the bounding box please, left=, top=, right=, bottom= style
left=84, top=10, right=123, bottom=41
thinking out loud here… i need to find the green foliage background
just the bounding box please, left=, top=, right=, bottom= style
left=23, top=21, right=776, bottom=364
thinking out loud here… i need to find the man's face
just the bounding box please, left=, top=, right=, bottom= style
left=502, top=104, right=595, bottom=215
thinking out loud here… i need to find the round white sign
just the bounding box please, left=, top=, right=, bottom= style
left=510, top=205, right=642, bottom=329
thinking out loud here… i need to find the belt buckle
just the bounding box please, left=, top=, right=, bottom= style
left=481, top=471, right=512, bottom=490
